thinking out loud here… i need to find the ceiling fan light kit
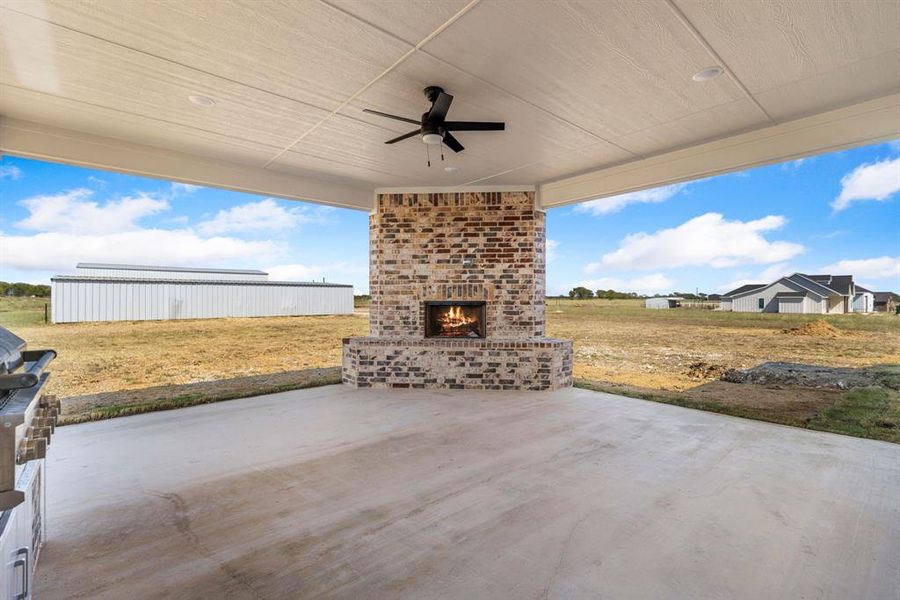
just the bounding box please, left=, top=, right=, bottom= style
left=363, top=86, right=505, bottom=166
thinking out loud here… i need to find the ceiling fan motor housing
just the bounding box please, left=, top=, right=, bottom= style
left=362, top=85, right=505, bottom=155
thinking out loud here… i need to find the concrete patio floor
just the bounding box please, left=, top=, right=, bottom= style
left=37, top=385, right=899, bottom=599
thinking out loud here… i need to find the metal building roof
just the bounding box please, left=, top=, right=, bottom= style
left=53, top=275, right=352, bottom=288
left=76, top=263, right=268, bottom=275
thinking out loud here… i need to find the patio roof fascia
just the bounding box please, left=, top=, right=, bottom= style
left=0, top=117, right=374, bottom=211
left=3, top=94, right=899, bottom=212
left=538, top=93, right=900, bottom=208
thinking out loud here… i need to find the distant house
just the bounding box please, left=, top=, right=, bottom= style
left=645, top=297, right=682, bottom=309
left=721, top=273, right=871, bottom=314
left=706, top=294, right=722, bottom=302
left=873, top=292, right=898, bottom=313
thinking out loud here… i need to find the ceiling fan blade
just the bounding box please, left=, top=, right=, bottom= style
left=442, top=132, right=464, bottom=153
left=363, top=108, right=420, bottom=126
left=443, top=121, right=505, bottom=131
left=428, top=91, right=454, bottom=121
left=385, top=129, right=421, bottom=144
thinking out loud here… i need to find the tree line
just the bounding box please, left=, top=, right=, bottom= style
left=0, top=281, right=51, bottom=297
left=561, top=287, right=712, bottom=300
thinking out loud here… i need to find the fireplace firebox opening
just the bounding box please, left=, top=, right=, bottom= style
left=424, top=301, right=486, bottom=338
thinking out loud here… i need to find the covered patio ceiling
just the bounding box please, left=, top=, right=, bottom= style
left=1, top=0, right=899, bottom=210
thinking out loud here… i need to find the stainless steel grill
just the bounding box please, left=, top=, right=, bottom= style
left=0, top=326, right=56, bottom=600
left=0, top=327, right=57, bottom=511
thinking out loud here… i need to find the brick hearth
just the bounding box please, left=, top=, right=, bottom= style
left=343, top=190, right=572, bottom=390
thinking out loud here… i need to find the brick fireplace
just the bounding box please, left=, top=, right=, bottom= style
left=342, top=190, right=572, bottom=390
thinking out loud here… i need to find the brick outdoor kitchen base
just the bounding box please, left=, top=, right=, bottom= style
left=343, top=189, right=573, bottom=391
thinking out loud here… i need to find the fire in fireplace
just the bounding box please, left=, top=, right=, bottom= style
left=424, top=301, right=486, bottom=338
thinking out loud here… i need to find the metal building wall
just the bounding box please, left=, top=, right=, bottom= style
left=645, top=298, right=673, bottom=309
left=51, top=278, right=353, bottom=323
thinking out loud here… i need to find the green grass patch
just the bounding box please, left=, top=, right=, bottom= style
left=807, top=387, right=900, bottom=443
left=0, top=296, right=50, bottom=328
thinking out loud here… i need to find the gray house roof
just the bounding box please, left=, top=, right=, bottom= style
left=725, top=275, right=834, bottom=300
left=722, top=284, right=766, bottom=298
left=801, top=274, right=854, bottom=295
left=784, top=274, right=837, bottom=298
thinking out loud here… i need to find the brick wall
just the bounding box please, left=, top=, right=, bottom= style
left=369, top=191, right=545, bottom=339
left=344, top=189, right=571, bottom=390
left=343, top=337, right=572, bottom=390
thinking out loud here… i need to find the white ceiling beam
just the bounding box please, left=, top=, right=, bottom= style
left=0, top=117, right=374, bottom=210
left=539, top=94, right=900, bottom=208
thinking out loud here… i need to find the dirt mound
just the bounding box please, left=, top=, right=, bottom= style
left=686, top=361, right=728, bottom=380
left=782, top=319, right=842, bottom=337
left=722, top=362, right=880, bottom=389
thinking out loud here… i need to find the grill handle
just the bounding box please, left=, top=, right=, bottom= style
left=14, top=547, right=29, bottom=600
left=0, top=350, right=56, bottom=391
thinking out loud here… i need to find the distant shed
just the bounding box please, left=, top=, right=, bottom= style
left=51, top=263, right=353, bottom=323
left=645, top=297, right=681, bottom=309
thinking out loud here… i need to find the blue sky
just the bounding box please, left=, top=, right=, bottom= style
left=1, top=139, right=899, bottom=295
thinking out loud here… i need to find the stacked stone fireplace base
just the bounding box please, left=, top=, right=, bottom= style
left=343, top=337, right=572, bottom=390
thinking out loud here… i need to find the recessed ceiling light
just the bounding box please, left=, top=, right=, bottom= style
left=188, top=94, right=216, bottom=107
left=692, top=66, right=724, bottom=82
left=444, top=166, right=459, bottom=172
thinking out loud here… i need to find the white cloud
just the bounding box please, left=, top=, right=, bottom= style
left=578, top=273, right=676, bottom=294
left=197, top=198, right=332, bottom=236
left=546, top=239, right=559, bottom=261
left=572, top=183, right=687, bottom=216
left=759, top=262, right=794, bottom=281
left=0, top=165, right=22, bottom=180
left=0, top=230, right=283, bottom=272
left=16, top=188, right=169, bottom=234
left=810, top=229, right=847, bottom=240
left=832, top=157, right=900, bottom=212
left=821, top=256, right=900, bottom=280
left=170, top=182, right=200, bottom=195
left=718, top=262, right=796, bottom=292
left=590, top=212, right=804, bottom=272
left=3, top=184, right=292, bottom=274
left=780, top=157, right=812, bottom=171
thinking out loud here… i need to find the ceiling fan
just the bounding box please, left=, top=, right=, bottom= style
left=363, top=86, right=504, bottom=164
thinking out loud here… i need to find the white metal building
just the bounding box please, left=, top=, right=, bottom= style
left=645, top=297, right=682, bottom=309
left=51, top=264, right=353, bottom=323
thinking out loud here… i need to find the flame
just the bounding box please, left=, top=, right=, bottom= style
left=438, top=305, right=477, bottom=333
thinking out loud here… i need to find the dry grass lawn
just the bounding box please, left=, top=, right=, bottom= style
left=4, top=298, right=899, bottom=399
left=15, top=312, right=368, bottom=397
left=546, top=299, right=900, bottom=391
